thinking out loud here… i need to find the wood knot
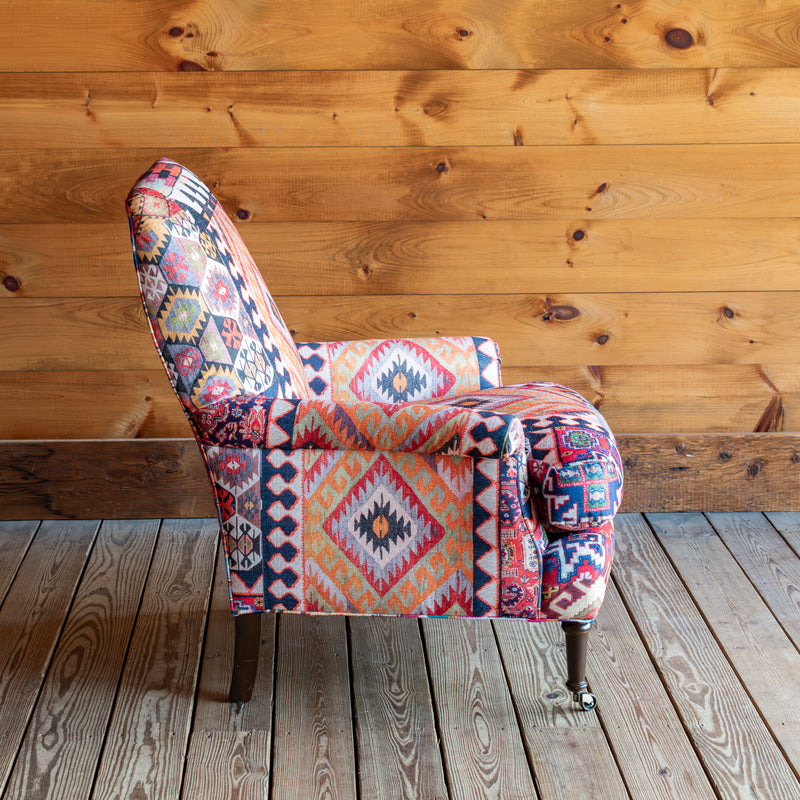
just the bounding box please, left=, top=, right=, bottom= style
left=596, top=333, right=610, bottom=345
left=792, top=453, right=800, bottom=464
left=572, top=229, right=585, bottom=241
left=178, top=60, right=206, bottom=72
left=721, top=306, right=735, bottom=319
left=436, top=161, right=448, bottom=174
left=746, top=460, right=763, bottom=478
left=169, top=26, right=184, bottom=37
left=456, top=28, right=471, bottom=39
left=422, top=99, right=448, bottom=117
left=236, top=209, right=251, bottom=220
left=543, top=304, right=581, bottom=322
left=718, top=451, right=732, bottom=461
left=2, top=275, right=20, bottom=293
left=665, top=28, right=693, bottom=49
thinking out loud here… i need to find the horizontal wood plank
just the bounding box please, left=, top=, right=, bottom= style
left=3, top=292, right=799, bottom=372
left=1, top=433, right=799, bottom=519
left=6, top=145, right=800, bottom=223
left=2, top=2, right=800, bottom=70
left=6, top=218, right=800, bottom=299
left=5, top=69, right=800, bottom=149
left=1, top=364, right=798, bottom=439
left=0, top=439, right=217, bottom=520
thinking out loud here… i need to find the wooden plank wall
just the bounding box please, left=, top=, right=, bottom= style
left=2, top=1, right=800, bottom=514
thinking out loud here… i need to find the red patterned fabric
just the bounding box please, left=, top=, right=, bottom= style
left=127, top=158, right=622, bottom=623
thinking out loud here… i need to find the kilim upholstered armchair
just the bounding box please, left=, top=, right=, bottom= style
left=126, top=158, right=623, bottom=711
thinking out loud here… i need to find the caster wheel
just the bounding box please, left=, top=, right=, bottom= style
left=574, top=692, right=597, bottom=711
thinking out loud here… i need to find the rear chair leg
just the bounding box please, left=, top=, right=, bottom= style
left=229, top=613, right=262, bottom=705
left=561, top=620, right=597, bottom=711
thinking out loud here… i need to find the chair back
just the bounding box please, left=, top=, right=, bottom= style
left=126, top=158, right=309, bottom=411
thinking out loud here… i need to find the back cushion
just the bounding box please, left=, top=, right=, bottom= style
left=126, top=158, right=309, bottom=410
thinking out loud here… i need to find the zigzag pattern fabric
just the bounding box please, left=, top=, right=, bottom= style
left=127, top=158, right=623, bottom=623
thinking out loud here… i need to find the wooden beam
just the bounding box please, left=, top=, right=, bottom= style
left=1, top=434, right=798, bottom=519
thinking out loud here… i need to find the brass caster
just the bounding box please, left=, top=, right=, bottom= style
left=574, top=691, right=597, bottom=711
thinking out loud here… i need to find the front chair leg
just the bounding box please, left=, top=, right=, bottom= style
left=561, top=620, right=597, bottom=711
left=229, top=613, right=262, bottom=705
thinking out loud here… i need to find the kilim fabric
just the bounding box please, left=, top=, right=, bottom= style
left=127, top=158, right=623, bottom=623
left=296, top=337, right=502, bottom=402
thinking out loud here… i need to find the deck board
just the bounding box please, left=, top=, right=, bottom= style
left=614, top=514, right=800, bottom=800
left=649, top=512, right=800, bottom=779
left=0, top=513, right=799, bottom=800
left=4, top=520, right=157, bottom=800
left=0, top=519, right=99, bottom=798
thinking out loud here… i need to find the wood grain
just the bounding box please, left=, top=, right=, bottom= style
left=6, top=218, right=800, bottom=299
left=182, top=731, right=270, bottom=800
left=2, top=1, right=800, bottom=70
left=3, top=520, right=158, bottom=800
left=3, top=371, right=191, bottom=440
left=272, top=613, right=357, bottom=800
left=493, top=618, right=602, bottom=728
left=648, top=512, right=800, bottom=775
left=0, top=520, right=37, bottom=602
left=0, top=440, right=216, bottom=520
left=765, top=511, right=800, bottom=558
left=91, top=518, right=217, bottom=800
left=3, top=433, right=800, bottom=520
left=0, top=520, right=98, bottom=797
left=422, top=617, right=535, bottom=800
left=277, top=291, right=800, bottom=368
left=5, top=364, right=800, bottom=440
left=4, top=292, right=799, bottom=372
left=706, top=512, right=800, bottom=650
left=492, top=619, right=629, bottom=800
left=192, top=548, right=275, bottom=732
left=349, top=616, right=447, bottom=800
left=7, top=145, right=800, bottom=224
left=618, top=433, right=800, bottom=512
left=5, top=69, right=800, bottom=149
left=613, top=514, right=800, bottom=800
left=590, top=583, right=718, bottom=800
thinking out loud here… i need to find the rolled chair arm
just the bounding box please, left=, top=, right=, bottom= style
left=193, top=394, right=524, bottom=459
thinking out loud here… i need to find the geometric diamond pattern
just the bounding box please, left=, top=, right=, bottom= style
left=127, top=158, right=621, bottom=625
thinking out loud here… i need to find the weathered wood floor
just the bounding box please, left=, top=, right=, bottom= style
left=1, top=512, right=799, bottom=800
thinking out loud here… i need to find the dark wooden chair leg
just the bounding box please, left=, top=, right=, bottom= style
left=229, top=613, right=262, bottom=704
left=561, top=620, right=597, bottom=710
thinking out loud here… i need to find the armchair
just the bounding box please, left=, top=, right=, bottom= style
left=126, top=158, right=623, bottom=711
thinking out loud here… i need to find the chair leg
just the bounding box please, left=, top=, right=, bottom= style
left=229, top=613, right=262, bottom=704
left=561, top=620, right=597, bottom=711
